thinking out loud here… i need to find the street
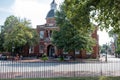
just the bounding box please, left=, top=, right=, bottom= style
left=0, top=55, right=120, bottom=78
left=100, top=54, right=120, bottom=62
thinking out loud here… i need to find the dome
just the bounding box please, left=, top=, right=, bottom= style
left=46, top=9, right=55, bottom=18
left=46, top=0, right=57, bottom=19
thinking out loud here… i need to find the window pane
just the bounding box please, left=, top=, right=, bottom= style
left=63, top=52, right=68, bottom=54
left=39, top=45, right=44, bottom=53
left=75, top=50, right=80, bottom=54
left=40, top=31, right=44, bottom=39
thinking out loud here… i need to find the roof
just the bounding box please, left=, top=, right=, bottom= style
left=51, top=0, right=55, bottom=4
left=46, top=9, right=55, bottom=18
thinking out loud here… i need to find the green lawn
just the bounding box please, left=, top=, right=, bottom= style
left=1, top=76, right=120, bottom=80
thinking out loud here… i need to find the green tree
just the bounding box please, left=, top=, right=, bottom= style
left=108, top=29, right=120, bottom=54
left=116, top=42, right=120, bottom=56
left=3, top=15, right=39, bottom=55
left=3, top=15, right=19, bottom=33
left=64, top=0, right=120, bottom=57
left=0, top=27, right=4, bottom=52
left=100, top=44, right=108, bottom=53
left=108, top=29, right=115, bottom=38
left=52, top=4, right=95, bottom=59
left=64, top=0, right=120, bottom=32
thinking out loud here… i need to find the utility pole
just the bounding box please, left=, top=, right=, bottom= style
left=114, top=34, right=118, bottom=57
left=105, top=43, right=108, bottom=62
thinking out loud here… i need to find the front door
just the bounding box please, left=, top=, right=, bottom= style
left=48, top=45, right=55, bottom=57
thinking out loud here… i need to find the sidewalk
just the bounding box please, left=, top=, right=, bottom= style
left=17, top=58, right=100, bottom=63
left=18, top=59, right=43, bottom=63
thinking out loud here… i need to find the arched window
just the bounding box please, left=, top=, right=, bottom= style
left=39, top=45, right=44, bottom=53
left=48, top=30, right=52, bottom=39
left=40, top=31, right=44, bottom=39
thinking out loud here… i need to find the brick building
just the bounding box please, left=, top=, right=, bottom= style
left=110, top=41, right=115, bottom=55
left=24, top=0, right=99, bottom=59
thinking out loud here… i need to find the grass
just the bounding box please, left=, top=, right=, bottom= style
left=1, top=76, right=120, bottom=80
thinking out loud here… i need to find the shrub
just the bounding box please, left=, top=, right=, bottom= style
left=59, top=55, right=64, bottom=61
left=41, top=54, right=48, bottom=62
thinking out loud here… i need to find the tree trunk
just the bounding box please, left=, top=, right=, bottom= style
left=73, top=50, right=76, bottom=61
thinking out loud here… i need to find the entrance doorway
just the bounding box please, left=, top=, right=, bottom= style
left=47, top=45, right=55, bottom=57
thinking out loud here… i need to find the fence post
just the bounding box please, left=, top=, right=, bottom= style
left=100, top=61, right=103, bottom=76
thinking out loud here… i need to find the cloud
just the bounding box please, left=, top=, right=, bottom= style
left=98, top=30, right=111, bottom=45
left=12, top=0, right=50, bottom=28
left=12, top=0, right=64, bottom=28
left=0, top=7, right=13, bottom=13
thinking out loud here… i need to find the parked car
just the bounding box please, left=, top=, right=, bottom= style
left=102, top=53, right=106, bottom=57
left=0, top=54, right=7, bottom=60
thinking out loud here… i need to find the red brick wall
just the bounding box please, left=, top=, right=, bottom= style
left=46, top=18, right=56, bottom=26
left=22, top=15, right=99, bottom=59
left=91, top=27, right=99, bottom=58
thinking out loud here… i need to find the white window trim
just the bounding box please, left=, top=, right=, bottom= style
left=75, top=50, right=80, bottom=54
left=29, top=46, right=34, bottom=54
left=63, top=52, right=68, bottom=54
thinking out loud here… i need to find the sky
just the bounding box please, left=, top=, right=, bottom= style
left=0, top=0, right=112, bottom=45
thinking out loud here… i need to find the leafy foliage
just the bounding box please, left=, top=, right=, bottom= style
left=64, top=0, right=93, bottom=32
left=64, top=0, right=120, bottom=56
left=108, top=29, right=120, bottom=56
left=41, top=54, right=48, bottom=62
left=114, top=39, right=120, bottom=55
left=0, top=32, right=4, bottom=51
left=64, top=0, right=120, bottom=33
left=100, top=44, right=108, bottom=53
left=3, top=15, right=39, bottom=54
left=52, top=4, right=95, bottom=53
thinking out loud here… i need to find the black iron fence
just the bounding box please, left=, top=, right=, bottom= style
left=0, top=57, right=120, bottom=79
